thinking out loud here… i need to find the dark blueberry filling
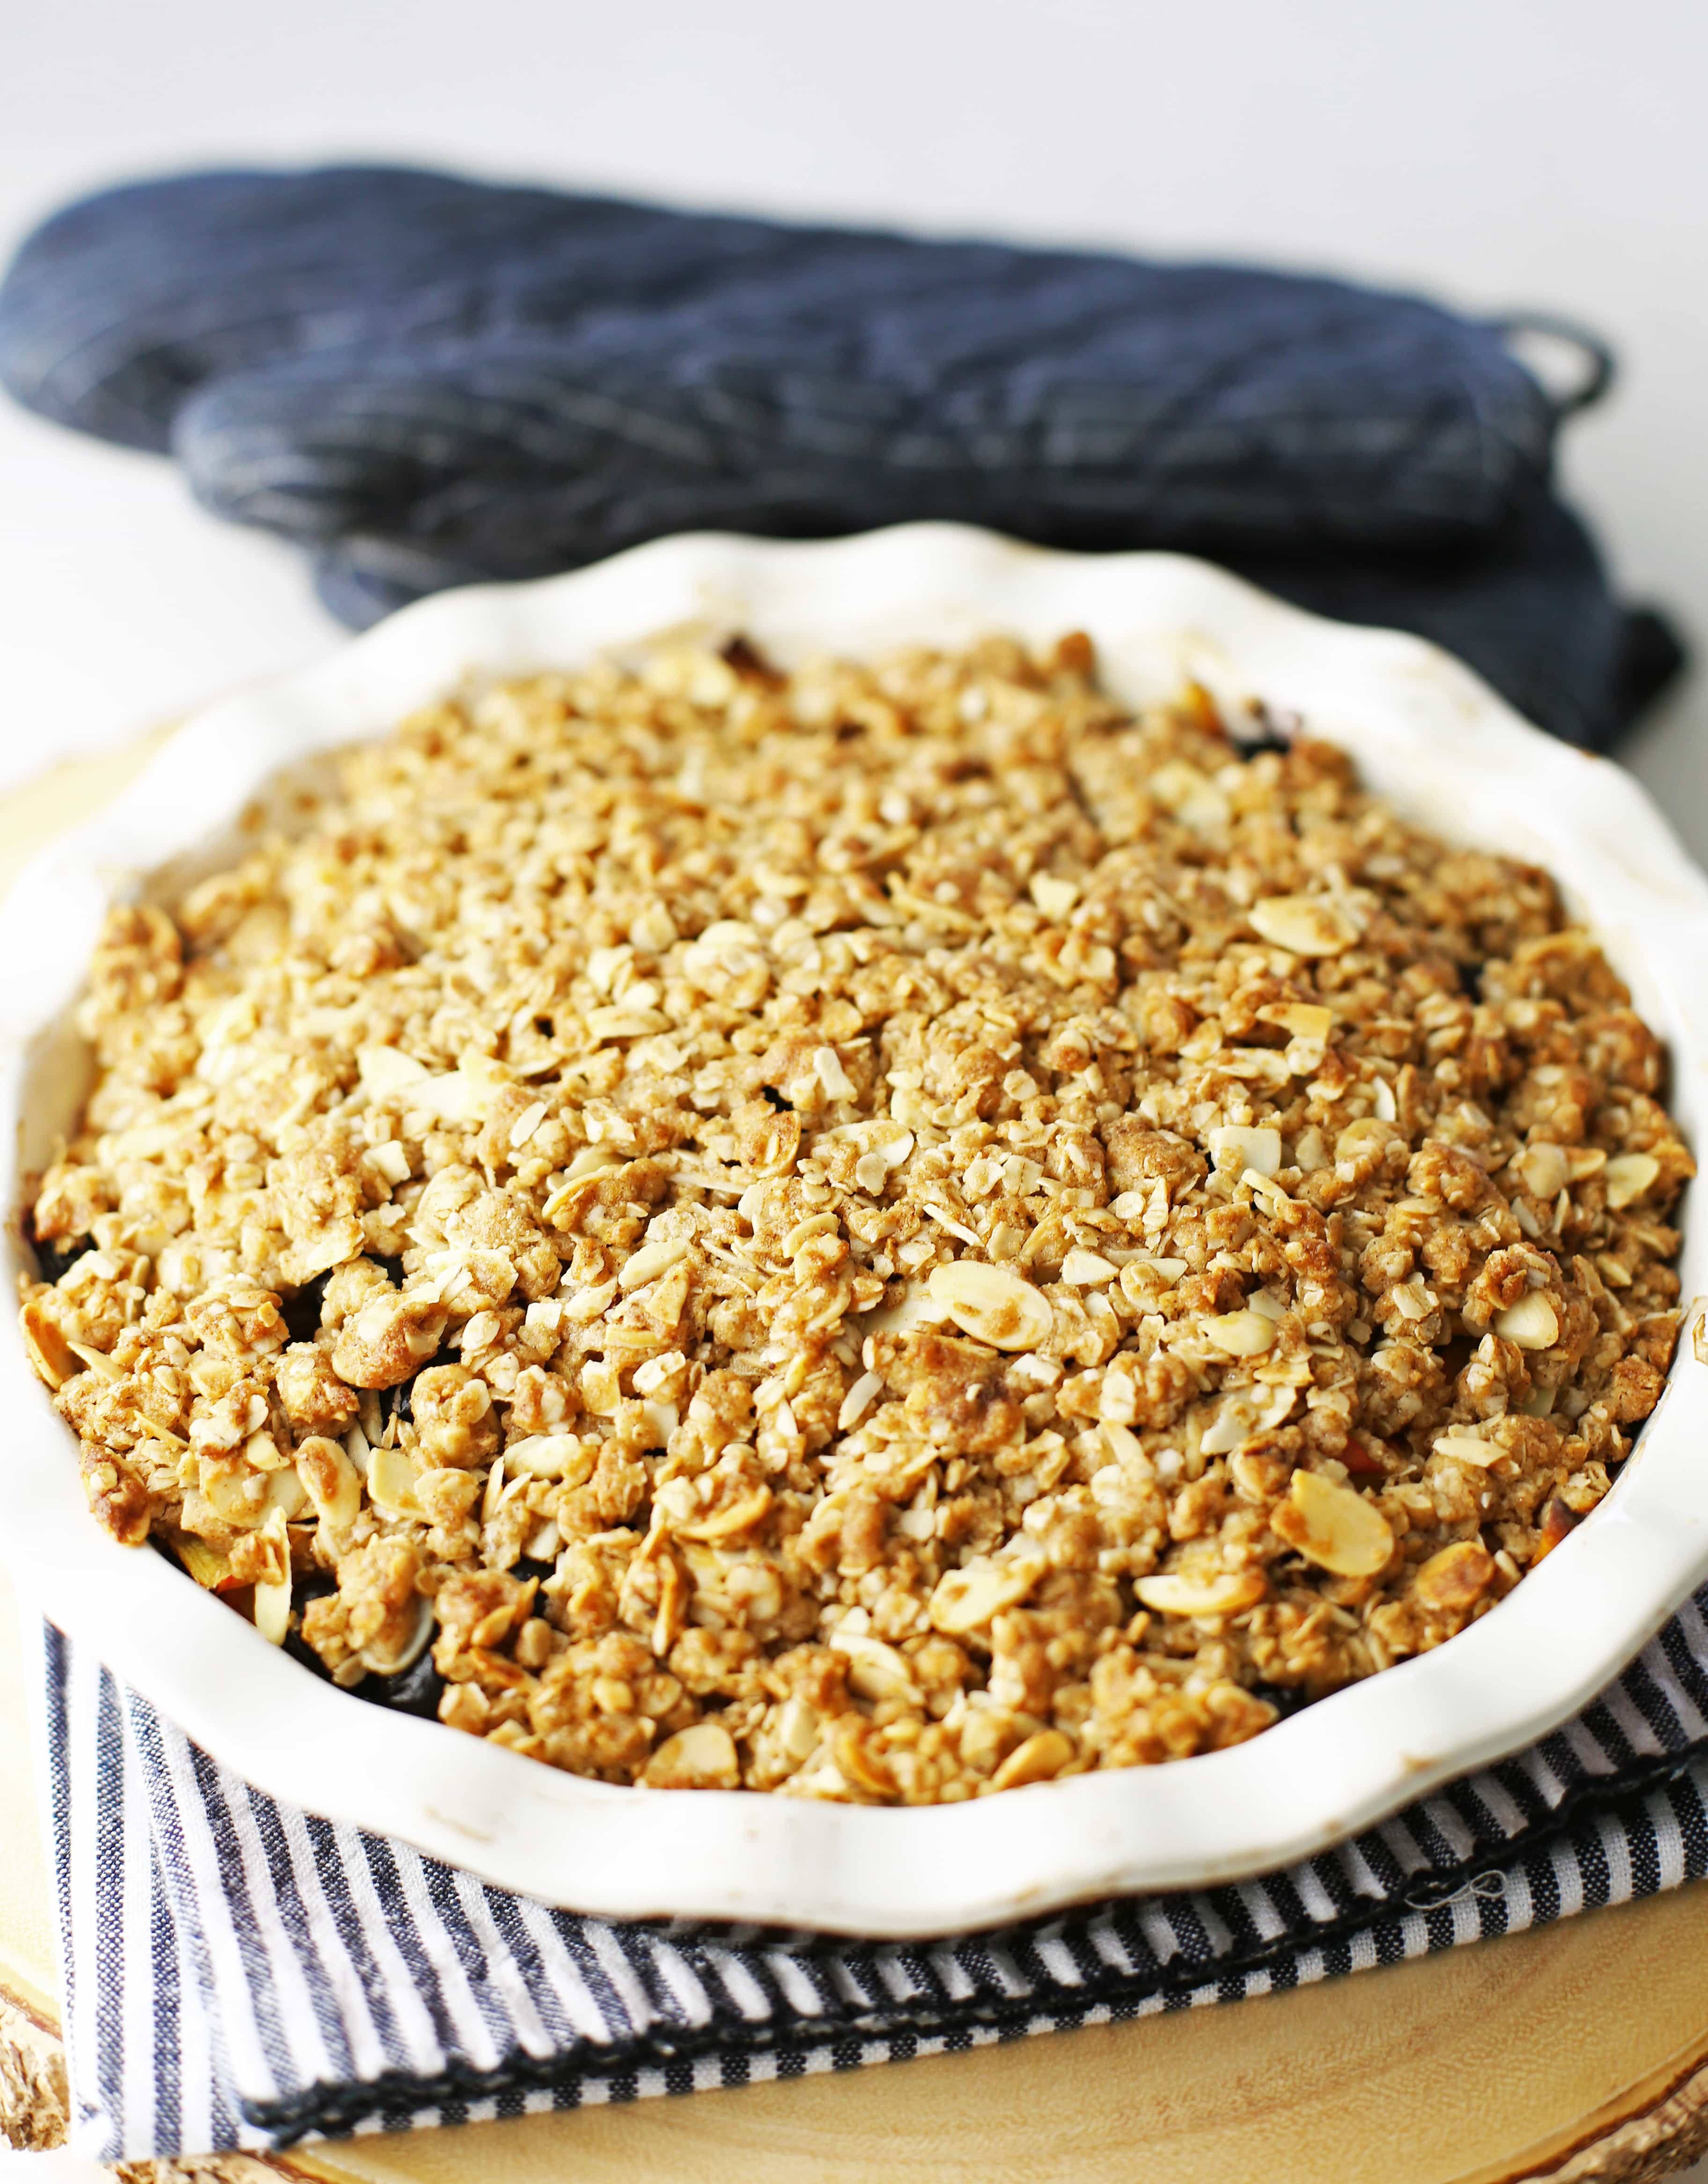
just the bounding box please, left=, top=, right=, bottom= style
left=282, top=1570, right=443, bottom=1716
left=25, top=1217, right=94, bottom=1286
left=1250, top=1681, right=1320, bottom=1721
left=280, top=1271, right=331, bottom=1343
left=352, top=1649, right=445, bottom=1720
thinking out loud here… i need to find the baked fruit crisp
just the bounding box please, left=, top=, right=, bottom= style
left=16, top=635, right=1693, bottom=1800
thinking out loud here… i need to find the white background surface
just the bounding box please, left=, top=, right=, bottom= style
left=2, top=0, right=1707, bottom=836
left=0, top=1, right=1705, bottom=2174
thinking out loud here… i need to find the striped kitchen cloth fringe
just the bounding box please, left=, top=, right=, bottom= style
left=33, top=1596, right=1708, bottom=2164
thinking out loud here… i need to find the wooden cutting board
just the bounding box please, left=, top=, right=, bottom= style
left=2, top=737, right=1707, bottom=2184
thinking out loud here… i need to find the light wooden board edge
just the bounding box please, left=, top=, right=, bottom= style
left=0, top=1965, right=1703, bottom=2184
left=0, top=725, right=175, bottom=896
left=5, top=1912, right=1708, bottom=2184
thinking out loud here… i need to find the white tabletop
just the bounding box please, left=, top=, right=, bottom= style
left=0, top=1, right=1704, bottom=2174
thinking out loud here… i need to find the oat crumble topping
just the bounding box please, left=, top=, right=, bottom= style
left=16, top=634, right=1693, bottom=1800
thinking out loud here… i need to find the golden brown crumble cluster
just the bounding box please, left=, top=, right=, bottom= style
left=16, top=634, right=1693, bottom=1801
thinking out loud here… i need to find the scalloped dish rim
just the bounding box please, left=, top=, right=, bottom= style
left=2, top=522, right=1706, bottom=1939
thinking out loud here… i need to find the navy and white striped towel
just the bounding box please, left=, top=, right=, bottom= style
left=33, top=1596, right=1708, bottom=2164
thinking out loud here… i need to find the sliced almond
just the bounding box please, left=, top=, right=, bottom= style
left=504, top=1433, right=595, bottom=1483
left=644, top=1720, right=739, bottom=1790
left=1061, top=1248, right=1119, bottom=1286
left=1433, top=1429, right=1503, bottom=1468
left=1258, top=1002, right=1334, bottom=1043
left=854, top=1131, right=915, bottom=1194
left=631, top=1348, right=686, bottom=1396
left=358, top=1595, right=434, bottom=1678
left=199, top=1453, right=269, bottom=1527
left=1148, top=760, right=1229, bottom=832
left=63, top=1337, right=123, bottom=1382
left=774, top=1696, right=823, bottom=1764
left=830, top=1630, right=923, bottom=1704
left=1134, top=1571, right=1268, bottom=1617
left=1532, top=1494, right=1580, bottom=1564
left=1118, top=1258, right=1189, bottom=1306
left=1202, top=1309, right=1277, bottom=1358
left=18, top=1299, right=78, bottom=1388
left=829, top=1719, right=898, bottom=1800
left=176, top=1536, right=235, bottom=1591
left=618, top=1233, right=690, bottom=1291
left=365, top=1139, right=413, bottom=1187
left=781, top=1210, right=840, bottom=1257
left=854, top=1151, right=892, bottom=1193
left=357, top=1043, right=430, bottom=1099
left=413, top=1062, right=510, bottom=1124
left=1200, top=1383, right=1297, bottom=1456
left=508, top=1100, right=550, bottom=1150
left=252, top=1575, right=293, bottom=1648
left=1492, top=1293, right=1560, bottom=1350
left=1244, top=1173, right=1295, bottom=1220
left=928, top=1261, right=1053, bottom=1351
left=837, top=1369, right=883, bottom=1431
left=586, top=943, right=631, bottom=995
left=853, top=1282, right=951, bottom=1340
left=814, top=1047, right=856, bottom=1099
left=1249, top=894, right=1360, bottom=957
left=1274, top=1469, right=1394, bottom=1578
left=295, top=1435, right=362, bottom=1531
left=1387, top=1276, right=1434, bottom=1323
left=250, top=1510, right=293, bottom=1647
left=677, top=1486, right=773, bottom=1542
left=1207, top=1125, right=1282, bottom=1179
left=562, top=1144, right=624, bottom=1181
left=1101, top=1419, right=1149, bottom=1468
left=1224, top=1048, right=1292, bottom=1089
left=415, top=1070, right=488, bottom=1127
left=366, top=1443, right=424, bottom=1519
left=1514, top=1142, right=1569, bottom=1200
left=1412, top=1540, right=1494, bottom=1613
left=928, top=1552, right=1045, bottom=1634
left=243, top=1426, right=290, bottom=1474
left=586, top=1005, right=671, bottom=1042
left=1604, top=1152, right=1661, bottom=1210
left=265, top=1468, right=308, bottom=1521
left=1029, top=873, right=1080, bottom=919
left=989, top=1728, right=1076, bottom=1791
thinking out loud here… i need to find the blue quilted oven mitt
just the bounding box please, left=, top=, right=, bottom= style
left=0, top=165, right=1682, bottom=748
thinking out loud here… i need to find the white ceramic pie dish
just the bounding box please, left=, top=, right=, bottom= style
left=3, top=522, right=1706, bottom=1939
